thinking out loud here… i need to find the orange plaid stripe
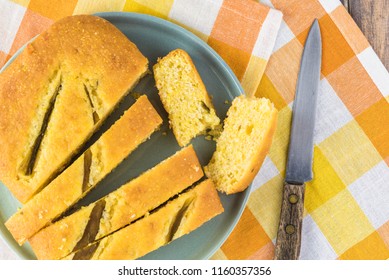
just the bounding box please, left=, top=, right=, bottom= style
left=327, top=56, right=383, bottom=117
left=210, top=0, right=268, bottom=53
left=329, top=6, right=370, bottom=55
left=356, top=98, right=389, bottom=160
left=208, top=0, right=270, bottom=84
left=339, top=231, right=389, bottom=260
left=207, top=38, right=251, bottom=80
left=265, top=38, right=303, bottom=104
left=28, top=0, right=78, bottom=20
left=221, top=207, right=271, bottom=259
left=271, top=0, right=326, bottom=35
left=9, top=9, right=53, bottom=56
left=247, top=241, right=274, bottom=260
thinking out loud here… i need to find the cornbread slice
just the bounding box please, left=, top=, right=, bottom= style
left=0, top=15, right=148, bottom=203
left=63, top=179, right=223, bottom=260
left=29, top=145, right=203, bottom=260
left=153, top=49, right=220, bottom=147
left=205, top=96, right=277, bottom=194
left=5, top=96, right=162, bottom=245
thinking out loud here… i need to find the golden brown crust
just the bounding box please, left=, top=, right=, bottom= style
left=6, top=157, right=85, bottom=246
left=0, top=15, right=148, bottom=203
left=5, top=96, right=162, bottom=245
left=63, top=179, right=223, bottom=260
left=29, top=145, right=204, bottom=260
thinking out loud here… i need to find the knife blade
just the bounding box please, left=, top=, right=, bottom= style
left=274, top=19, right=322, bottom=260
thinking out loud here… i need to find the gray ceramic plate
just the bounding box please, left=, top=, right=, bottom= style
left=0, top=12, right=250, bottom=260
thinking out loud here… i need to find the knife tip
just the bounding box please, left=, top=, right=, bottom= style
left=313, top=19, right=321, bottom=29
left=312, top=19, right=320, bottom=28
left=309, top=19, right=322, bottom=43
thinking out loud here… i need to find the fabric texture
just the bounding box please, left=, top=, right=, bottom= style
left=0, top=0, right=388, bottom=260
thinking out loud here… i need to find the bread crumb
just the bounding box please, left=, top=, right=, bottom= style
left=192, top=165, right=200, bottom=172
left=130, top=92, right=142, bottom=100
left=59, top=223, right=69, bottom=230
left=206, top=123, right=223, bottom=141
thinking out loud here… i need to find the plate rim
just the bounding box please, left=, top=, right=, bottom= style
left=0, top=11, right=252, bottom=260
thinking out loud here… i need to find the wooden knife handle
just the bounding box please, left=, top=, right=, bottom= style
left=274, top=183, right=305, bottom=260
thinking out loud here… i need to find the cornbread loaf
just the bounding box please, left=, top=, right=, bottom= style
left=29, top=145, right=203, bottom=260
left=5, top=96, right=162, bottom=245
left=205, top=96, right=277, bottom=194
left=0, top=15, right=148, bottom=203
left=63, top=179, right=223, bottom=260
left=153, top=49, right=220, bottom=147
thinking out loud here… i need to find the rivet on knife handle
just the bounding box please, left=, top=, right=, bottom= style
left=274, top=183, right=305, bottom=260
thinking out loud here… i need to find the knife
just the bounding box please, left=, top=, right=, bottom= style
left=274, top=19, right=322, bottom=260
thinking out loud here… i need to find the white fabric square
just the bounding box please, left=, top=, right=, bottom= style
left=357, top=47, right=389, bottom=97
left=169, top=0, right=223, bottom=36
left=348, top=161, right=389, bottom=229
left=313, top=78, right=353, bottom=144
left=0, top=0, right=26, bottom=53
left=251, top=156, right=279, bottom=192
left=318, top=0, right=341, bottom=14
left=300, top=215, right=338, bottom=260
left=260, top=0, right=275, bottom=9
left=252, top=9, right=283, bottom=59
left=272, top=19, right=295, bottom=53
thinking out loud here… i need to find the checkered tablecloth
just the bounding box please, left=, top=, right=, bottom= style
left=1, top=0, right=388, bottom=260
